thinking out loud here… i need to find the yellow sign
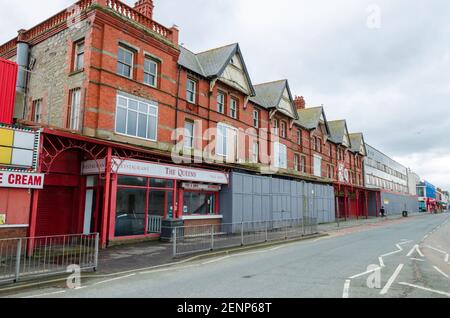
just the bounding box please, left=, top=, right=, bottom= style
left=0, top=128, right=14, bottom=147
left=0, top=146, right=13, bottom=164
left=0, top=214, right=5, bottom=225
left=0, top=125, right=39, bottom=169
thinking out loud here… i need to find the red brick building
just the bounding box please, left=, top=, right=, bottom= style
left=0, top=0, right=367, bottom=246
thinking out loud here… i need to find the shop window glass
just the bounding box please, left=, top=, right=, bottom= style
left=115, top=188, right=146, bottom=237
left=150, top=178, right=174, bottom=188
left=118, top=176, right=147, bottom=187
left=148, top=190, right=174, bottom=220
left=183, top=192, right=215, bottom=215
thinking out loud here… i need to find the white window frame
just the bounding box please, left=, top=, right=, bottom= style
left=186, top=79, right=197, bottom=104
left=117, top=46, right=134, bottom=79
left=253, top=109, right=259, bottom=128
left=273, top=120, right=279, bottom=136
left=297, top=129, right=302, bottom=146
left=115, top=93, right=159, bottom=142
left=252, top=141, right=259, bottom=163
left=294, top=154, right=299, bottom=171
left=144, top=57, right=158, bottom=87
left=216, top=123, right=238, bottom=160
left=32, top=99, right=42, bottom=123
left=184, top=120, right=194, bottom=149
left=281, top=121, right=287, bottom=138
left=69, top=88, right=82, bottom=130
left=74, top=40, right=84, bottom=72
left=300, top=155, right=306, bottom=173
left=230, top=98, right=238, bottom=119
left=274, top=142, right=287, bottom=169
left=313, top=154, right=322, bottom=177
left=217, top=92, right=225, bottom=114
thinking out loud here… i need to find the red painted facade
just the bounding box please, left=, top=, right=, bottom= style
left=0, top=57, right=17, bottom=125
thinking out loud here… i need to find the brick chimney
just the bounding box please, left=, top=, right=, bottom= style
left=134, top=0, right=154, bottom=20
left=294, top=96, right=306, bottom=110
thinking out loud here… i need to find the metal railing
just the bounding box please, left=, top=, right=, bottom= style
left=0, top=233, right=99, bottom=284
left=148, top=215, right=163, bottom=234
left=172, top=218, right=318, bottom=257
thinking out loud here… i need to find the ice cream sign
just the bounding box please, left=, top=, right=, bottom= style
left=0, top=171, right=45, bottom=189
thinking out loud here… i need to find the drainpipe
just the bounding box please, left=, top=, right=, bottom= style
left=174, top=65, right=182, bottom=145
left=15, top=29, right=30, bottom=120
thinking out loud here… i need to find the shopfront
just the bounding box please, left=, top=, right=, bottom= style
left=81, top=158, right=229, bottom=244
left=0, top=124, right=42, bottom=239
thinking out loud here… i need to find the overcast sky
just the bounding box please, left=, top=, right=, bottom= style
left=1, top=0, right=449, bottom=190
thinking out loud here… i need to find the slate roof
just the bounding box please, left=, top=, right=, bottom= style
left=249, top=80, right=298, bottom=119
left=250, top=80, right=287, bottom=109
left=178, top=46, right=204, bottom=76
left=328, top=120, right=351, bottom=146
left=349, top=133, right=365, bottom=154
left=295, top=106, right=324, bottom=130
left=178, top=43, right=255, bottom=95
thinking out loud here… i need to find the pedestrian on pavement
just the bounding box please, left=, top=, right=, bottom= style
left=380, top=206, right=386, bottom=217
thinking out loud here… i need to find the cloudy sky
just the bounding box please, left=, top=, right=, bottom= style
left=1, top=0, right=449, bottom=189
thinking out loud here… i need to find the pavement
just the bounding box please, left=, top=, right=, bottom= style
left=1, top=211, right=449, bottom=298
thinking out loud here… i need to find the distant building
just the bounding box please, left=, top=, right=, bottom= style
left=407, top=169, right=420, bottom=196
left=364, top=144, right=419, bottom=216
left=443, top=191, right=450, bottom=210
left=416, top=181, right=437, bottom=212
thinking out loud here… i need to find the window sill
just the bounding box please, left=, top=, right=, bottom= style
left=0, top=224, right=29, bottom=229
left=181, top=215, right=223, bottom=221
left=69, top=69, right=84, bottom=76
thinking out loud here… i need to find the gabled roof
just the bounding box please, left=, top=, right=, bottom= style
left=178, top=43, right=255, bottom=96
left=179, top=46, right=205, bottom=76
left=250, top=80, right=298, bottom=119
left=296, top=106, right=326, bottom=131
left=349, top=132, right=367, bottom=155
left=328, top=120, right=352, bottom=147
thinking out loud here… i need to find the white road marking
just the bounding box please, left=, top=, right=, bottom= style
left=410, top=258, right=425, bottom=262
left=399, top=282, right=450, bottom=297
left=433, top=266, right=449, bottom=279
left=202, top=256, right=230, bottom=265
left=342, top=280, right=351, bottom=298
left=424, top=245, right=449, bottom=263
left=378, top=240, right=412, bottom=267
left=23, top=290, right=66, bottom=298
left=92, top=273, right=136, bottom=286
left=425, top=245, right=447, bottom=255
left=380, top=264, right=404, bottom=295
left=407, top=245, right=424, bottom=257
left=349, top=267, right=381, bottom=280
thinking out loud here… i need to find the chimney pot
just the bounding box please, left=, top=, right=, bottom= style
left=134, top=0, right=154, bottom=20
left=294, top=96, right=306, bottom=110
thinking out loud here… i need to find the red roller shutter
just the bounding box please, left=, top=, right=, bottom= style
left=36, top=186, right=77, bottom=237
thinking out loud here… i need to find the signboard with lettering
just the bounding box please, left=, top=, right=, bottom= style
left=0, top=125, right=40, bottom=170
left=81, top=158, right=229, bottom=185
left=182, top=183, right=222, bottom=192
left=0, top=171, right=45, bottom=189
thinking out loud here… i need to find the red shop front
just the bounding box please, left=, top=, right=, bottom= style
left=81, top=158, right=229, bottom=245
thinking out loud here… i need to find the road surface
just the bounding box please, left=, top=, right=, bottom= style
left=4, top=213, right=450, bottom=298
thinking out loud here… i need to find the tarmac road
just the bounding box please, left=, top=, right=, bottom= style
left=5, top=212, right=450, bottom=298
